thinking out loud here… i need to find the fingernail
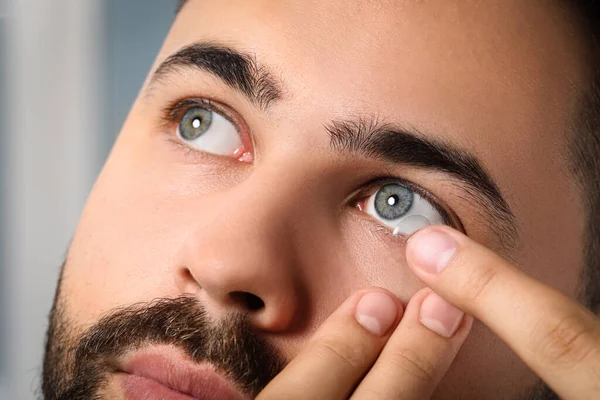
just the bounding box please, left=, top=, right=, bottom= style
left=419, top=292, right=464, bottom=338
left=409, top=229, right=457, bottom=274
left=355, top=292, right=399, bottom=336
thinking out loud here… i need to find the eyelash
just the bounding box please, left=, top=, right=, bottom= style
left=163, top=98, right=222, bottom=123
left=160, top=97, right=461, bottom=231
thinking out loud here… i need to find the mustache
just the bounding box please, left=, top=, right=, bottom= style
left=50, top=296, right=286, bottom=398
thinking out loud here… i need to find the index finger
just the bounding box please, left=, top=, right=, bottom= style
left=405, top=226, right=600, bottom=400
left=257, top=289, right=402, bottom=399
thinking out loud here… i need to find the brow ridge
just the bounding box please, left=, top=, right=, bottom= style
left=327, top=117, right=518, bottom=249
left=151, top=42, right=281, bottom=110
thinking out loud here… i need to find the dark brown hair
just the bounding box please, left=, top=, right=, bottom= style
left=566, top=1, right=600, bottom=314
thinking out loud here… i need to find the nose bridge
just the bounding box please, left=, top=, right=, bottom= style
left=179, top=164, right=307, bottom=332
left=212, top=164, right=300, bottom=243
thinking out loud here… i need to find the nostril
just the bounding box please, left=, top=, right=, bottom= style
left=246, top=294, right=265, bottom=311
left=229, top=291, right=265, bottom=311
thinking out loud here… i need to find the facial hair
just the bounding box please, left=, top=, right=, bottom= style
left=41, top=268, right=560, bottom=400
left=42, top=295, right=286, bottom=399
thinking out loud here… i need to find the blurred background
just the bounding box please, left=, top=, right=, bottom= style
left=0, top=1, right=178, bottom=398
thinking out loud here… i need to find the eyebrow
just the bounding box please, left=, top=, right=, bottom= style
left=327, top=118, right=518, bottom=249
left=149, top=42, right=282, bottom=110
left=150, top=42, right=517, bottom=250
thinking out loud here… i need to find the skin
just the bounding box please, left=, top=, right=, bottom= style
left=54, top=0, right=600, bottom=398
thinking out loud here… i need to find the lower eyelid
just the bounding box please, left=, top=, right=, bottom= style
left=164, top=135, right=206, bottom=162
left=351, top=206, right=411, bottom=245
left=163, top=135, right=237, bottom=164
left=367, top=213, right=421, bottom=241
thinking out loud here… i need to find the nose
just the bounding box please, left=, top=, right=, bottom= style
left=175, top=172, right=305, bottom=333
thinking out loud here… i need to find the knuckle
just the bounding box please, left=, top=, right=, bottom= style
left=317, top=336, right=369, bottom=372
left=531, top=311, right=595, bottom=368
left=458, top=260, right=499, bottom=305
left=388, top=346, right=437, bottom=383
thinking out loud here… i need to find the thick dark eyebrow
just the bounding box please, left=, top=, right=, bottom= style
left=149, top=42, right=282, bottom=110
left=328, top=118, right=518, bottom=249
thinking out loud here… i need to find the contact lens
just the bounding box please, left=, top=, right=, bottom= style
left=392, top=214, right=432, bottom=236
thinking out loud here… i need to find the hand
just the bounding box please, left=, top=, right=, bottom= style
left=257, top=287, right=473, bottom=399
left=405, top=226, right=600, bottom=400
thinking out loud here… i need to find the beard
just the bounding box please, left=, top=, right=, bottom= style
left=42, top=268, right=560, bottom=400
left=42, top=292, right=286, bottom=400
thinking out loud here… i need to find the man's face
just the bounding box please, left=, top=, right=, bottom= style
left=44, top=0, right=590, bottom=398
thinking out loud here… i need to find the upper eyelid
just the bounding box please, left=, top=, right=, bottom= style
left=163, top=98, right=228, bottom=124
left=160, top=96, right=250, bottom=143
left=161, top=98, right=210, bottom=121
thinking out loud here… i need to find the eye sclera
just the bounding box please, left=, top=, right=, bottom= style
left=162, top=97, right=255, bottom=163
left=354, top=177, right=459, bottom=236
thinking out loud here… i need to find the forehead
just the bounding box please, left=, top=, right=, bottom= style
left=158, top=0, right=586, bottom=255
left=167, top=0, right=584, bottom=138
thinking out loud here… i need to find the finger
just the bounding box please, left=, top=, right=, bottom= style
left=352, top=288, right=473, bottom=399
left=257, top=289, right=403, bottom=400
left=406, top=226, right=600, bottom=399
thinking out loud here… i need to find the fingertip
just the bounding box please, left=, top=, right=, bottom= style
left=355, top=291, right=401, bottom=336
left=419, top=292, right=465, bottom=338
left=406, top=227, right=458, bottom=276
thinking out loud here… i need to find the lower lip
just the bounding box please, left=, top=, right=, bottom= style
left=121, top=374, right=196, bottom=400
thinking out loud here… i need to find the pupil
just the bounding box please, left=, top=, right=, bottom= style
left=388, top=196, right=398, bottom=206
left=179, top=107, right=213, bottom=141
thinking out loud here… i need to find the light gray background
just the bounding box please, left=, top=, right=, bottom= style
left=0, top=1, right=177, bottom=398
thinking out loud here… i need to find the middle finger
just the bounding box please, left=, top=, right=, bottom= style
left=352, top=288, right=473, bottom=399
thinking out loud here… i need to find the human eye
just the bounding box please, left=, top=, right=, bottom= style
left=360, top=181, right=450, bottom=236
left=163, top=98, right=252, bottom=161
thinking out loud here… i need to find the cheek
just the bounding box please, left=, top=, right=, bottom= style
left=339, top=213, right=428, bottom=303
left=515, top=202, right=583, bottom=300
left=62, top=136, right=198, bottom=324
left=434, top=321, right=538, bottom=399
left=63, top=111, right=256, bottom=324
